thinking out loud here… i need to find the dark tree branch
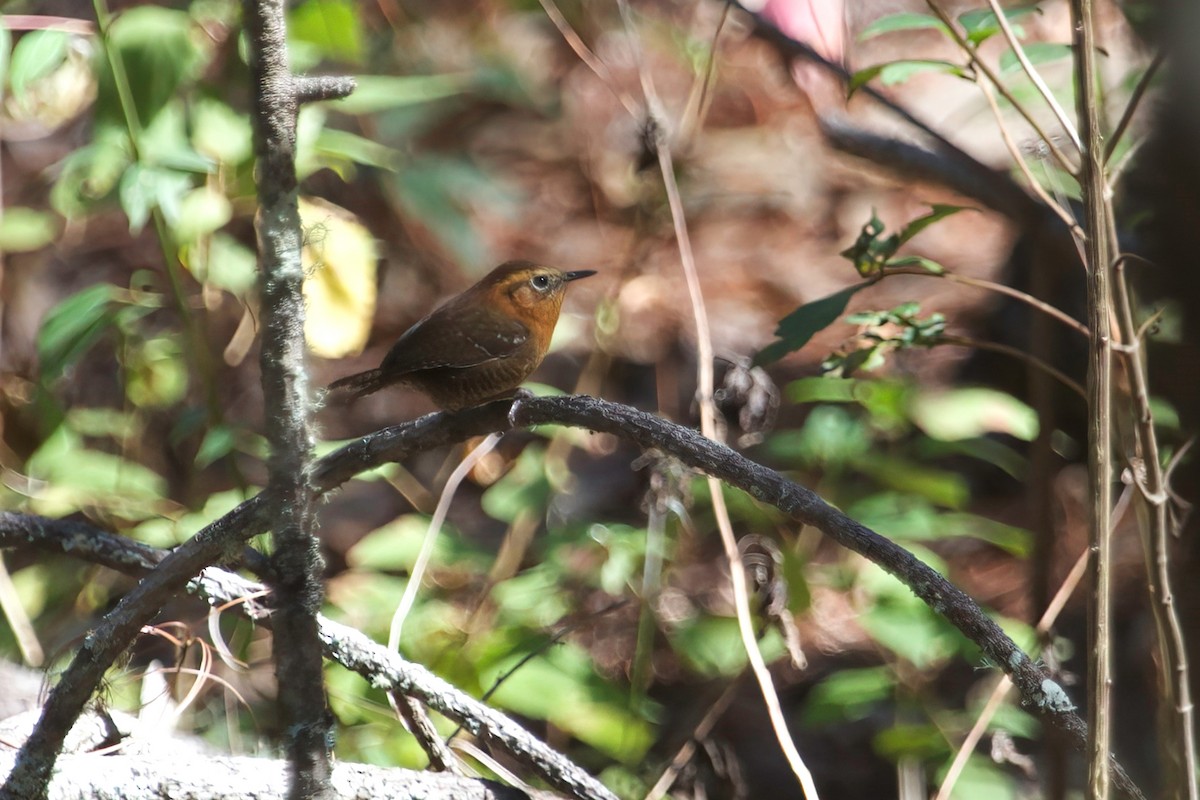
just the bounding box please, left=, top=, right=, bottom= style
left=242, top=0, right=337, bottom=796
left=294, top=75, right=356, bottom=104
left=391, top=692, right=463, bottom=774
left=0, top=396, right=1146, bottom=800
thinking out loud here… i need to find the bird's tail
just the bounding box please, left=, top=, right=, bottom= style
left=328, top=368, right=386, bottom=398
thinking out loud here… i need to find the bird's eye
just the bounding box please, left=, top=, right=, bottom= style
left=531, top=274, right=552, bottom=291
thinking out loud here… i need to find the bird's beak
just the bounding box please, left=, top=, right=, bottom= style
left=563, top=270, right=597, bottom=282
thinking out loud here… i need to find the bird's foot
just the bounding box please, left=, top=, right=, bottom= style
left=508, top=388, right=535, bottom=427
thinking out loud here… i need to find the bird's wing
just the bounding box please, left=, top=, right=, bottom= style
left=380, top=302, right=530, bottom=375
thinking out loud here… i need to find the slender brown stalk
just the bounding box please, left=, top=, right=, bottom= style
left=1069, top=1, right=1115, bottom=797
left=1112, top=256, right=1199, bottom=800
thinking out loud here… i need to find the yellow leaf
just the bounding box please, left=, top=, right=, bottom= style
left=300, top=197, right=378, bottom=358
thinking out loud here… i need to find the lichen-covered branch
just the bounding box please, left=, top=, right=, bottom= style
left=0, top=395, right=1146, bottom=800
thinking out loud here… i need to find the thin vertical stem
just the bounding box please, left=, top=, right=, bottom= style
left=1070, top=1, right=1115, bottom=798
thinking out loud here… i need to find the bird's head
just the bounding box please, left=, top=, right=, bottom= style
left=482, top=260, right=597, bottom=325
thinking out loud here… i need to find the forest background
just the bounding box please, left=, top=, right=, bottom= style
left=0, top=0, right=1195, bottom=798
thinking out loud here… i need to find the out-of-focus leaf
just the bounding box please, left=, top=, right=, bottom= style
left=849, top=493, right=1033, bottom=556
left=132, top=488, right=248, bottom=548
left=854, top=455, right=970, bottom=508
left=959, top=5, right=1040, bottom=45
left=183, top=232, right=257, bottom=295
left=331, top=73, right=470, bottom=115
left=934, top=756, right=1018, bottom=800
left=26, top=427, right=168, bottom=519
left=314, top=128, right=401, bottom=172
left=300, top=197, right=378, bottom=358
left=755, top=284, right=865, bottom=366
left=910, top=387, right=1038, bottom=441
left=98, top=7, right=203, bottom=129
left=859, top=12, right=949, bottom=41
left=36, top=284, right=149, bottom=383
left=0, top=207, right=60, bottom=252
left=875, top=723, right=948, bottom=760
left=194, top=424, right=236, bottom=469
left=588, top=524, right=650, bottom=594
left=862, top=598, right=956, bottom=669
left=390, top=156, right=516, bottom=268
left=999, top=42, right=1072, bottom=74
left=491, top=567, right=570, bottom=628
left=346, top=515, right=458, bottom=573
left=118, top=163, right=193, bottom=232
left=288, top=0, right=364, bottom=65
left=896, top=204, right=972, bottom=245
left=668, top=616, right=760, bottom=677
left=482, top=446, right=548, bottom=525
left=173, top=186, right=232, bottom=243
left=192, top=97, right=253, bottom=166
left=51, top=133, right=132, bottom=217
left=9, top=30, right=68, bottom=99
left=786, top=376, right=859, bottom=404
left=803, top=666, right=894, bottom=723
left=127, top=336, right=187, bottom=408
left=849, top=60, right=968, bottom=96
left=485, top=642, right=656, bottom=762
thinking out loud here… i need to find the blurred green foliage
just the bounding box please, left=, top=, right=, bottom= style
left=0, top=2, right=1075, bottom=798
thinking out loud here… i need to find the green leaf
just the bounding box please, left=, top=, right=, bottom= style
left=959, top=5, right=1040, bottom=46
left=9, top=29, right=68, bottom=99
left=754, top=284, right=866, bottom=366
left=481, top=446, right=548, bottom=524
left=332, top=73, right=469, bottom=115
left=859, top=12, right=949, bottom=41
left=26, top=426, right=168, bottom=519
left=896, top=204, right=973, bottom=245
left=173, top=186, right=232, bottom=242
left=0, top=207, right=60, bottom=252
left=855, top=455, right=970, bottom=508
left=182, top=233, right=258, bottom=295
left=194, top=425, right=237, bottom=468
left=192, top=98, right=253, bottom=166
left=315, top=128, right=401, bottom=171
left=486, top=642, right=656, bottom=762
left=288, top=0, right=364, bottom=65
left=909, top=387, right=1038, bottom=441
left=803, top=667, right=894, bottom=724
left=849, top=60, right=968, bottom=96
left=99, top=7, right=202, bottom=130
left=999, top=42, right=1072, bottom=74
left=37, top=284, right=120, bottom=383
left=346, top=515, right=456, bottom=572
left=785, top=376, right=861, bottom=404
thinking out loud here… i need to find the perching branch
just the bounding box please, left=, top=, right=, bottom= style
left=0, top=395, right=1148, bottom=800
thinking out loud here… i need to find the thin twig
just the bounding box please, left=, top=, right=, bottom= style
left=1070, top=1, right=1116, bottom=796
left=391, top=692, right=462, bottom=774
left=885, top=267, right=1089, bottom=337
left=1112, top=255, right=1199, bottom=799
left=1105, top=52, right=1165, bottom=164
left=615, top=2, right=820, bottom=795
left=537, top=0, right=640, bottom=117
left=924, top=0, right=1078, bottom=175
left=940, top=334, right=1086, bottom=400
left=982, top=0, right=1081, bottom=152
left=974, top=74, right=1084, bottom=239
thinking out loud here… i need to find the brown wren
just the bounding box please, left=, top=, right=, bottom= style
left=329, top=261, right=596, bottom=410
